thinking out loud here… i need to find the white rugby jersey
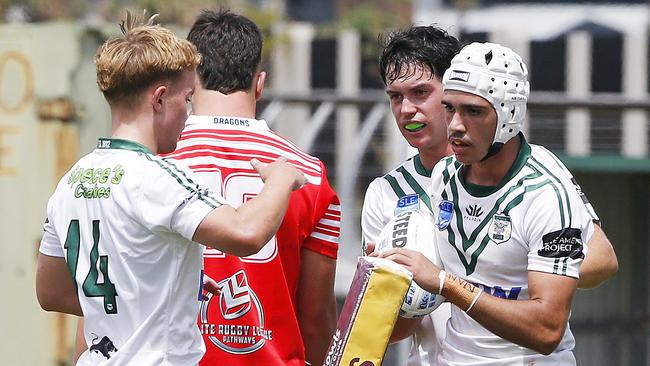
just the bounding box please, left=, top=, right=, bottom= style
left=361, top=154, right=451, bottom=366
left=39, top=138, right=227, bottom=365
left=429, top=137, right=594, bottom=365
left=362, top=154, right=435, bottom=245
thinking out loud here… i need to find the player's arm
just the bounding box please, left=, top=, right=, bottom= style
left=577, top=224, right=618, bottom=289
left=193, top=157, right=306, bottom=256
left=74, top=318, right=87, bottom=362
left=550, top=157, right=618, bottom=288
left=377, top=249, right=576, bottom=355
left=361, top=181, right=425, bottom=342
left=36, top=253, right=83, bottom=316
left=390, top=317, right=423, bottom=342
left=451, top=270, right=575, bottom=355
left=298, top=249, right=337, bottom=366
left=360, top=180, right=387, bottom=255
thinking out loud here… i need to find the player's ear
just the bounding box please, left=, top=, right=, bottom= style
left=152, top=84, right=167, bottom=112
left=254, top=71, right=266, bottom=101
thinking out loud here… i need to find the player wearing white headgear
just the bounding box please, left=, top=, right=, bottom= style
left=377, top=42, right=595, bottom=365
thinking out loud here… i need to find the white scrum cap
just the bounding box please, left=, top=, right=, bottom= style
left=443, top=42, right=530, bottom=147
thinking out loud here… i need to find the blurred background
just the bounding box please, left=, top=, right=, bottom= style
left=1, top=0, right=648, bottom=365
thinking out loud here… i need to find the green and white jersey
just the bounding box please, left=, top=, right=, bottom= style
left=429, top=138, right=594, bottom=365
left=361, top=154, right=451, bottom=366
left=39, top=138, right=227, bottom=365
left=362, top=154, right=435, bottom=246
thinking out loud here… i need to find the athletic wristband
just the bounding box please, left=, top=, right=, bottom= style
left=466, top=288, right=483, bottom=313
left=440, top=272, right=482, bottom=311
left=437, top=270, right=446, bottom=295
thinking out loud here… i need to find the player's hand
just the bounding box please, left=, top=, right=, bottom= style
left=201, top=274, right=220, bottom=300
left=364, top=242, right=376, bottom=256
left=250, top=157, right=307, bottom=190
left=378, top=248, right=442, bottom=294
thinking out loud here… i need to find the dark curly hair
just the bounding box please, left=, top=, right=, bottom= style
left=379, top=25, right=462, bottom=85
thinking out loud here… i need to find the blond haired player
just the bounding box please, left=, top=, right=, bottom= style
left=36, top=12, right=305, bottom=365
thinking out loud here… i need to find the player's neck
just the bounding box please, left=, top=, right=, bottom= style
left=418, top=143, right=454, bottom=171
left=464, top=136, right=521, bottom=187
left=192, top=88, right=257, bottom=119
left=110, top=107, right=157, bottom=153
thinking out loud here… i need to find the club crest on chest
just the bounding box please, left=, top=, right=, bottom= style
left=489, top=213, right=512, bottom=244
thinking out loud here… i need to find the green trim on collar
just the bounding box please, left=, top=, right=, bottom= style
left=97, top=138, right=153, bottom=155
left=413, top=154, right=433, bottom=177
left=461, top=134, right=532, bottom=197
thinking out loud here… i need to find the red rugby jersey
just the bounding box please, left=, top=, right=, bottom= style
left=164, top=116, right=340, bottom=365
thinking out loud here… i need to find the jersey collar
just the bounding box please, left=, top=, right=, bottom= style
left=460, top=133, right=532, bottom=197
left=96, top=138, right=153, bottom=154
left=413, top=154, right=433, bottom=177
left=184, top=115, right=270, bottom=131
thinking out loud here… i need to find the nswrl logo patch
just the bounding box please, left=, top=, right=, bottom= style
left=436, top=200, right=454, bottom=231
left=538, top=228, right=585, bottom=259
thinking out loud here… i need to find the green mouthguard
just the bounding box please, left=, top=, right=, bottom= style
left=405, top=122, right=425, bottom=131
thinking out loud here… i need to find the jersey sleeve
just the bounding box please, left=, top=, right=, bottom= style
left=303, top=162, right=340, bottom=259
left=39, top=197, right=64, bottom=257
left=540, top=146, right=600, bottom=224
left=361, top=178, right=388, bottom=250
left=136, top=157, right=228, bottom=242
left=525, top=184, right=595, bottom=279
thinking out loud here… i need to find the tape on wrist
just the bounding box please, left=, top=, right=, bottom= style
left=437, top=270, right=447, bottom=295
left=466, top=288, right=483, bottom=313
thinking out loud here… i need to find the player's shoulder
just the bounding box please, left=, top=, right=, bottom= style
left=381, top=156, right=416, bottom=177
left=258, top=128, right=329, bottom=185
left=269, top=132, right=324, bottom=167
left=526, top=143, right=575, bottom=180
left=432, top=155, right=461, bottom=180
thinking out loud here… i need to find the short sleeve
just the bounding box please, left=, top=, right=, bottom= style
left=39, top=197, right=64, bottom=257
left=361, top=178, right=387, bottom=247
left=136, top=157, right=228, bottom=241
left=526, top=185, right=594, bottom=278
left=38, top=198, right=65, bottom=257
left=540, top=146, right=600, bottom=224
left=304, top=163, right=340, bottom=259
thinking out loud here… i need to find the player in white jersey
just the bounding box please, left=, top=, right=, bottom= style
left=363, top=27, right=617, bottom=366
left=376, top=41, right=596, bottom=364
left=36, top=13, right=305, bottom=366
left=361, top=26, right=462, bottom=365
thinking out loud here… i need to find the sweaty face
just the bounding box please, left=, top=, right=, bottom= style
left=157, top=69, right=195, bottom=154
left=442, top=90, right=497, bottom=164
left=385, top=65, right=448, bottom=153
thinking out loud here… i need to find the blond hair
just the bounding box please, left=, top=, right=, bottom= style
left=95, top=11, right=201, bottom=106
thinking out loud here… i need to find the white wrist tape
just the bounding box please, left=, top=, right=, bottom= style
left=466, top=288, right=483, bottom=313
left=437, top=270, right=447, bottom=295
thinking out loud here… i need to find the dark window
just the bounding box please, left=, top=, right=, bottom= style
left=287, top=0, right=335, bottom=23
left=592, top=34, right=622, bottom=93
left=530, top=37, right=566, bottom=92
left=360, top=34, right=384, bottom=89
left=311, top=38, right=337, bottom=89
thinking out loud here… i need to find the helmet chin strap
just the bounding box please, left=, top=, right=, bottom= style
left=481, top=132, right=523, bottom=162
left=480, top=142, right=504, bottom=162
